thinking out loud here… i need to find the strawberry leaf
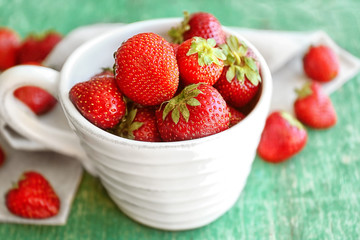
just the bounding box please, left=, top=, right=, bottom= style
left=187, top=89, right=202, bottom=99
left=184, top=83, right=201, bottom=92
left=168, top=11, right=190, bottom=44
left=161, top=83, right=203, bottom=124
left=295, top=82, right=313, bottom=99
left=186, top=37, right=225, bottom=67
left=128, top=108, right=137, bottom=124
left=244, top=57, right=257, bottom=71
left=206, top=38, right=216, bottom=48
left=235, top=65, right=245, bottom=83
left=128, top=122, right=144, bottom=132
left=226, top=65, right=236, bottom=82
left=180, top=103, right=190, bottom=122
left=244, top=65, right=260, bottom=86
left=186, top=98, right=201, bottom=106
left=171, top=107, right=180, bottom=124
left=221, top=35, right=261, bottom=86
left=280, top=111, right=305, bottom=130
left=163, top=102, right=176, bottom=120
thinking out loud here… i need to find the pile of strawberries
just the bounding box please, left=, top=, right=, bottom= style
left=70, top=12, right=262, bottom=143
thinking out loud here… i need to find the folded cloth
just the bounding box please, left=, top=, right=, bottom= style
left=1, top=22, right=359, bottom=225
left=0, top=135, right=82, bottom=225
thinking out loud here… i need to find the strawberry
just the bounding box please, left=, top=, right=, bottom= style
left=69, top=71, right=126, bottom=129
left=0, top=145, right=5, bottom=167
left=257, top=111, right=307, bottom=163
left=294, top=82, right=337, bottom=129
left=170, top=43, right=179, bottom=55
left=228, top=105, right=245, bottom=127
left=14, top=86, right=57, bottom=115
left=169, top=11, right=226, bottom=45
left=177, top=37, right=226, bottom=86
left=114, top=32, right=179, bottom=106
left=17, top=31, right=62, bottom=64
left=5, top=171, right=60, bottom=219
left=214, top=35, right=261, bottom=108
left=156, top=83, right=229, bottom=142
left=0, top=27, right=20, bottom=71
left=114, top=104, right=162, bottom=142
left=303, top=45, right=339, bottom=82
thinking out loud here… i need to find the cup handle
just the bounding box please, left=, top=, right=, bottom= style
left=0, top=65, right=96, bottom=175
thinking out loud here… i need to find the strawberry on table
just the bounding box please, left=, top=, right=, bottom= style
left=303, top=45, right=339, bottom=82
left=0, top=27, right=20, bottom=71
left=5, top=171, right=60, bottom=219
left=69, top=70, right=126, bottom=130
left=177, top=37, right=226, bottom=86
left=17, top=31, right=62, bottom=64
left=169, top=11, right=226, bottom=45
left=156, top=83, right=229, bottom=142
left=214, top=35, right=261, bottom=108
left=294, top=82, right=337, bottom=129
left=114, top=32, right=179, bottom=106
left=114, top=104, right=162, bottom=142
left=257, top=111, right=308, bottom=163
left=14, top=86, right=57, bottom=115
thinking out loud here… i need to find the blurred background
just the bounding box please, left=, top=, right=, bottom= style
left=1, top=0, right=360, bottom=239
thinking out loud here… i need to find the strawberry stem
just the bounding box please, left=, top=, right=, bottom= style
left=295, top=82, right=313, bottom=99
left=168, top=11, right=191, bottom=44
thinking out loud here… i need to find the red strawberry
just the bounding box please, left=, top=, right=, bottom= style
left=294, top=82, right=337, bottom=129
left=114, top=32, right=179, bottom=106
left=177, top=37, right=225, bottom=86
left=170, top=43, right=179, bottom=55
left=156, top=83, right=229, bottom=142
left=14, top=86, right=57, bottom=115
left=257, top=111, right=307, bottom=163
left=214, top=35, right=261, bottom=108
left=0, top=145, right=5, bottom=167
left=303, top=45, right=339, bottom=82
left=5, top=171, right=60, bottom=219
left=228, top=105, right=245, bottom=127
left=169, top=11, right=226, bottom=45
left=0, top=27, right=20, bottom=71
left=115, top=105, right=161, bottom=142
left=69, top=71, right=126, bottom=129
left=17, top=31, right=62, bottom=64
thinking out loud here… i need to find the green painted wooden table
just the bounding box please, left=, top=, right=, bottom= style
left=1, top=0, right=360, bottom=239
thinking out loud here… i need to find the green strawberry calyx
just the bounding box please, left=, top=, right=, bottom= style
left=187, top=37, right=226, bottom=66
left=161, top=83, right=203, bottom=124
left=168, top=11, right=191, bottom=44
left=220, top=35, right=261, bottom=86
left=280, top=111, right=305, bottom=130
left=295, top=82, right=313, bottom=99
left=114, top=102, right=143, bottom=140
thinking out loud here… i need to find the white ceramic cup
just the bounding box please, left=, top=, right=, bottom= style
left=0, top=18, right=272, bottom=230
